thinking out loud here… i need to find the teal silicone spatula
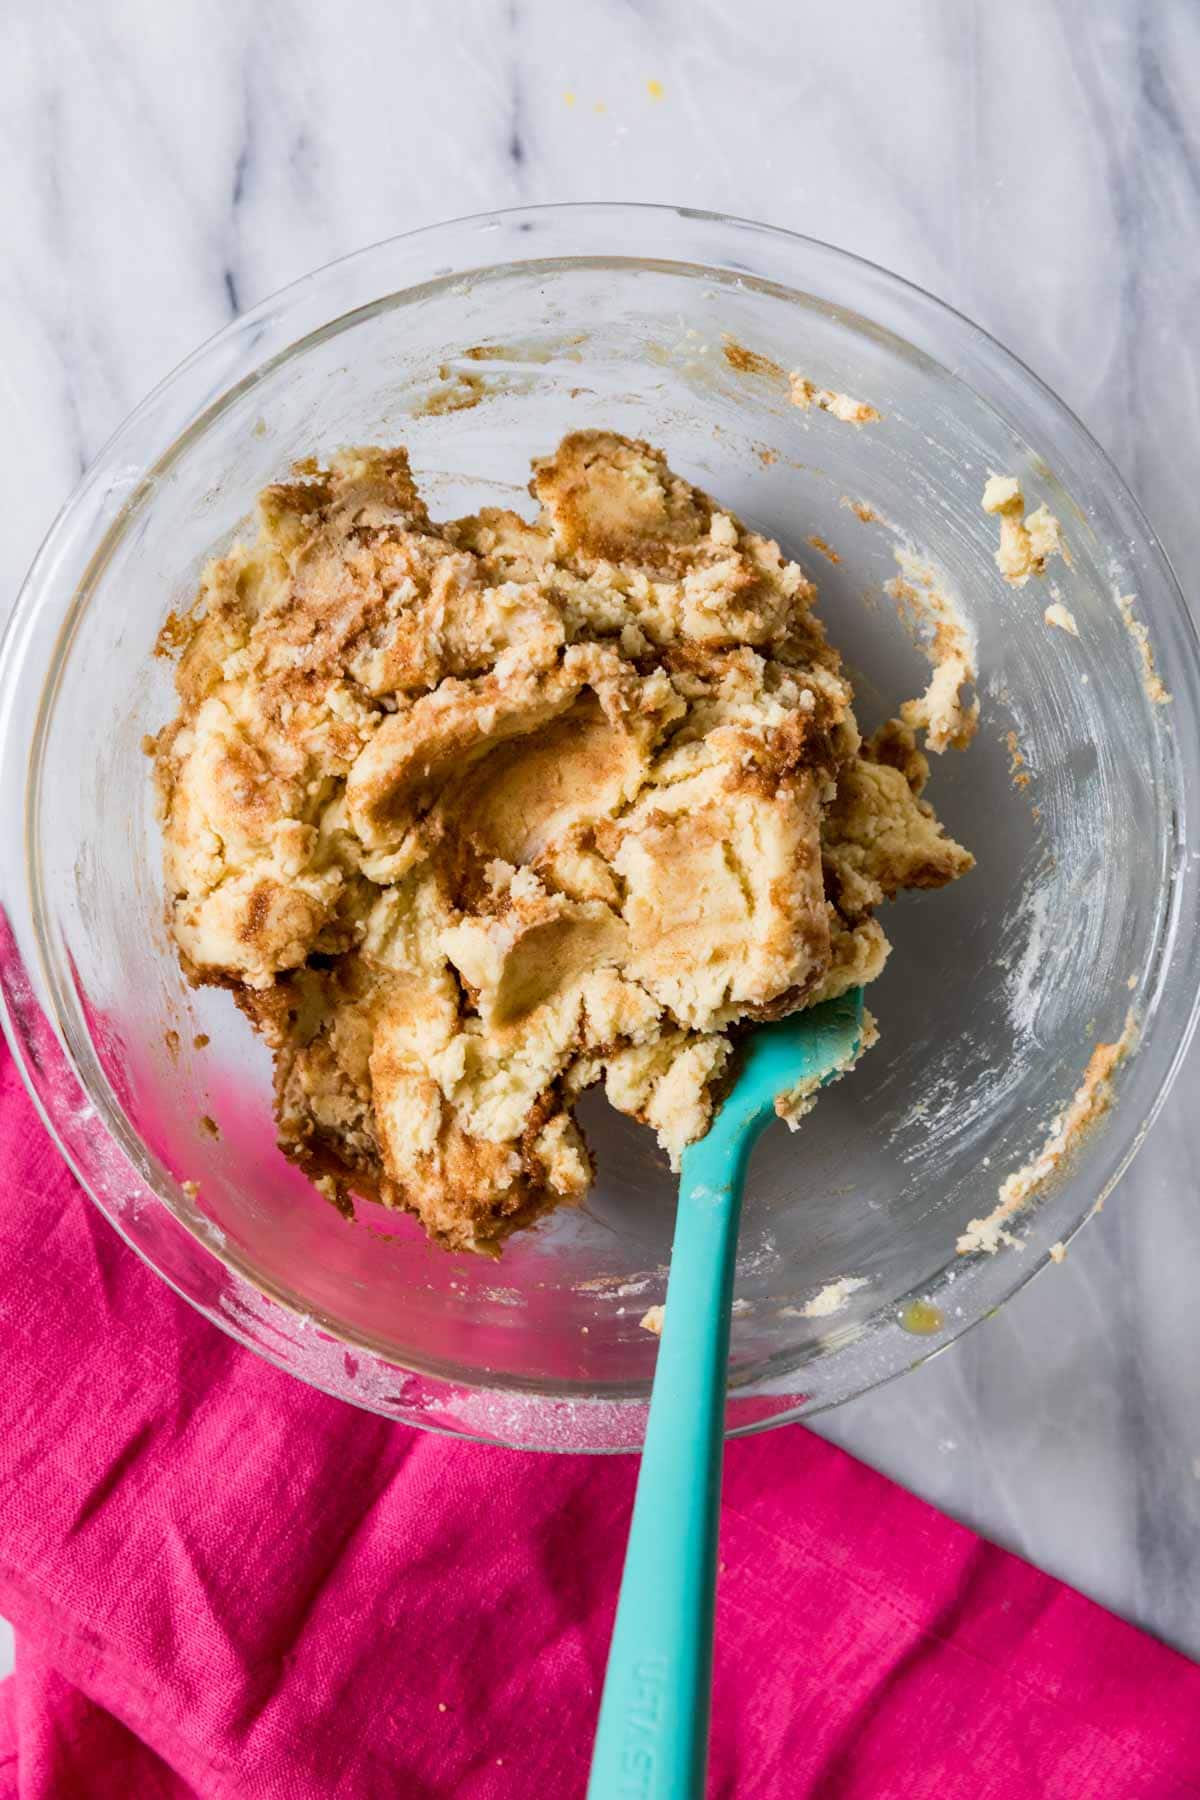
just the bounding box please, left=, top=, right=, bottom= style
left=588, top=988, right=865, bottom=1800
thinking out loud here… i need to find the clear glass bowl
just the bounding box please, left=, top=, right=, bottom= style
left=2, top=204, right=1198, bottom=1451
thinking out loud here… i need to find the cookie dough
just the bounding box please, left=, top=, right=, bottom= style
left=155, top=432, right=973, bottom=1253
left=981, top=475, right=1070, bottom=585
left=788, top=375, right=881, bottom=424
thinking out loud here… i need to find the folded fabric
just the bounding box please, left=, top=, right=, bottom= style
left=2, top=1033, right=1199, bottom=1799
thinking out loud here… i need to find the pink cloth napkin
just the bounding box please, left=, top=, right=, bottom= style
left=2, top=1034, right=1200, bottom=1798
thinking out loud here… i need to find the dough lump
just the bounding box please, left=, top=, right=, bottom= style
left=156, top=433, right=973, bottom=1252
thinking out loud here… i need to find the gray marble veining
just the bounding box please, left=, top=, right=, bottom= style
left=2, top=0, right=1199, bottom=1671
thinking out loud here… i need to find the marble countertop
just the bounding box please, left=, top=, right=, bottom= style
left=3, top=0, right=1200, bottom=1677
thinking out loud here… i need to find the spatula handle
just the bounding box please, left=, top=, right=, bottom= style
left=587, top=1105, right=760, bottom=1800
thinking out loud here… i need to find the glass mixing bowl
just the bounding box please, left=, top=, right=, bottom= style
left=2, top=204, right=1198, bottom=1450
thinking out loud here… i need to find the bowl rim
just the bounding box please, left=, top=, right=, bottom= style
left=3, top=199, right=1200, bottom=1450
